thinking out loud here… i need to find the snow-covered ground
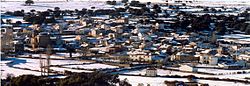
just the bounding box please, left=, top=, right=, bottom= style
left=197, top=79, right=250, bottom=86
left=63, top=63, right=118, bottom=69
left=25, top=54, right=66, bottom=59
left=122, top=68, right=171, bottom=76
left=50, top=67, right=93, bottom=73
left=1, top=1, right=110, bottom=12
left=1, top=60, right=41, bottom=79
left=7, top=57, right=89, bottom=66
left=198, top=68, right=250, bottom=75
left=2, top=58, right=249, bottom=86
left=48, top=75, right=67, bottom=78
left=119, top=75, right=188, bottom=86
left=120, top=68, right=250, bottom=81
left=1, top=0, right=250, bottom=12
left=0, top=0, right=166, bottom=3
left=0, top=57, right=115, bottom=79
left=188, top=0, right=250, bottom=9
left=120, top=67, right=250, bottom=86
left=1, top=16, right=25, bottom=23
left=0, top=57, right=93, bottom=79
left=18, top=53, right=84, bottom=59
left=119, top=75, right=250, bottom=86
left=55, top=53, right=82, bottom=58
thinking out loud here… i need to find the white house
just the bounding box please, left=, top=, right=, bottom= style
left=200, top=49, right=219, bottom=65
left=127, top=50, right=152, bottom=62
left=179, top=64, right=198, bottom=72
left=146, top=68, right=157, bottom=76
left=209, top=56, right=218, bottom=65
left=238, top=54, right=250, bottom=61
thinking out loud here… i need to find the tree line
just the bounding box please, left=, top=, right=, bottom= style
left=1, top=72, right=132, bottom=86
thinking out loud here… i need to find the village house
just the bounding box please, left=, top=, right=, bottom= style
left=199, top=49, right=219, bottom=65
left=171, top=51, right=199, bottom=62
left=1, top=1, right=250, bottom=85
left=238, top=54, right=250, bottom=61
left=127, top=50, right=152, bottom=62
left=179, top=64, right=198, bottom=72
left=1, top=25, right=14, bottom=52
left=145, top=67, right=157, bottom=76
left=218, top=63, right=243, bottom=70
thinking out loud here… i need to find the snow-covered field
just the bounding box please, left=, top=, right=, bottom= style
left=2, top=58, right=249, bottom=86
left=0, top=57, right=116, bottom=79
left=55, top=53, right=82, bottom=58
left=197, top=79, right=250, bottom=86
left=119, top=75, right=250, bottom=86
left=188, top=0, right=250, bottom=9
left=0, top=0, right=166, bottom=3
left=1, top=0, right=250, bottom=85
left=18, top=53, right=85, bottom=59
left=20, top=54, right=66, bottom=59
left=0, top=57, right=93, bottom=79
left=119, top=62, right=250, bottom=86
left=123, top=68, right=171, bottom=76
left=50, top=67, right=93, bottom=73
left=1, top=0, right=250, bottom=12
left=0, top=1, right=110, bottom=12
left=1, top=60, right=41, bottom=79
left=119, top=75, right=188, bottom=86
left=63, top=63, right=118, bottom=69
left=120, top=68, right=250, bottom=82
left=7, top=57, right=89, bottom=66
left=198, top=68, right=250, bottom=75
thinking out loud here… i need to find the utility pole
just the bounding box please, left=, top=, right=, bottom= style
left=46, top=54, right=50, bottom=76
left=46, top=45, right=52, bottom=76
left=40, top=54, right=46, bottom=76
left=39, top=54, right=43, bottom=76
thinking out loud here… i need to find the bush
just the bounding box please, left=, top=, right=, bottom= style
left=54, top=7, right=60, bottom=11
left=23, top=15, right=45, bottom=24
left=44, top=17, right=56, bottom=24
left=8, top=75, right=41, bottom=86
left=14, top=21, right=22, bottom=27
left=107, top=1, right=112, bottom=5
left=164, top=80, right=178, bottom=86
left=13, top=11, right=24, bottom=16
left=59, top=72, right=120, bottom=86
left=122, top=0, right=128, bottom=3
left=5, top=11, right=13, bottom=15
left=2, top=72, right=128, bottom=86
left=203, top=7, right=209, bottom=12
left=131, top=1, right=140, bottom=5
left=116, top=8, right=126, bottom=12
left=25, top=0, right=34, bottom=5
left=200, top=83, right=209, bottom=86
left=106, top=1, right=116, bottom=5
left=119, top=78, right=132, bottom=86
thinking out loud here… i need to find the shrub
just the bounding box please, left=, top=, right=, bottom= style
left=122, top=0, right=128, bottom=3
left=5, top=11, right=13, bottom=15
left=106, top=1, right=116, bottom=5
left=13, top=11, right=24, bottom=16
left=2, top=72, right=127, bottom=86
left=54, top=7, right=60, bottom=11
left=25, top=0, right=34, bottom=5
